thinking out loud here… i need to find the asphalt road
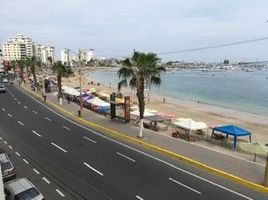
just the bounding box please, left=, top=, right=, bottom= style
left=0, top=83, right=267, bottom=200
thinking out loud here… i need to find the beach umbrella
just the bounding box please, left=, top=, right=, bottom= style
left=238, top=142, right=268, bottom=162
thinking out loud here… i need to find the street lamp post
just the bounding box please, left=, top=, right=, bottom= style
left=78, top=49, right=83, bottom=117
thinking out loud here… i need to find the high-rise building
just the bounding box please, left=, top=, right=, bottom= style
left=2, top=34, right=33, bottom=61
left=41, top=44, right=55, bottom=64
left=32, top=42, right=41, bottom=60
left=2, top=34, right=54, bottom=63
left=61, top=48, right=70, bottom=65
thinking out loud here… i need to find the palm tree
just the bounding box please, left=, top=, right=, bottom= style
left=117, top=51, right=165, bottom=138
left=51, top=61, right=73, bottom=105
left=28, top=56, right=41, bottom=90
left=16, top=59, right=26, bottom=82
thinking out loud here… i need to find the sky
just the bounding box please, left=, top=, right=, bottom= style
left=1, top=0, right=268, bottom=62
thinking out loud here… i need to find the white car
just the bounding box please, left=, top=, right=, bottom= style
left=0, top=84, right=6, bottom=93
left=3, top=78, right=9, bottom=83
left=4, top=178, right=45, bottom=200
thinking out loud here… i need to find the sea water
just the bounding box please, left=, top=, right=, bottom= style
left=87, top=69, right=268, bottom=116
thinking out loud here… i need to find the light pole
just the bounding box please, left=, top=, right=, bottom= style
left=78, top=49, right=83, bottom=117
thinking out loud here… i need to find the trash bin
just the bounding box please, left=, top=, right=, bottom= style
left=78, top=110, right=81, bottom=117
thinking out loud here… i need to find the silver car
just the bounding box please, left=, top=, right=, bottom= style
left=0, top=153, right=16, bottom=181
left=0, top=84, right=6, bottom=93
left=4, top=178, right=45, bottom=200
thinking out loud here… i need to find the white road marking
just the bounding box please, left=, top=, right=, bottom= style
left=0, top=137, right=2, bottom=140
left=1, top=108, right=5, bottom=112
left=8, top=145, right=13, bottom=150
left=116, top=152, right=136, bottom=162
left=15, top=152, right=21, bottom=157
left=18, top=101, right=21, bottom=104
left=83, top=162, right=104, bottom=176
left=23, top=105, right=28, bottom=109
left=14, top=98, right=17, bottom=101
left=44, top=116, right=52, bottom=121
left=33, top=168, right=40, bottom=175
left=17, top=121, right=24, bottom=126
left=62, top=125, right=71, bottom=131
left=32, top=130, right=42, bottom=137
left=55, top=189, right=65, bottom=197
left=32, top=110, right=38, bottom=114
left=42, top=177, right=51, bottom=184
left=136, top=195, right=144, bottom=200
left=83, top=136, right=96, bottom=144
left=19, top=86, right=254, bottom=200
left=169, top=177, right=202, bottom=195
left=23, top=159, right=29, bottom=164
left=4, top=141, right=7, bottom=144
left=7, top=113, right=12, bottom=118
left=51, top=142, right=67, bottom=153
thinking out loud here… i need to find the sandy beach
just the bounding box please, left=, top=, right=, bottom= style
left=62, top=73, right=268, bottom=146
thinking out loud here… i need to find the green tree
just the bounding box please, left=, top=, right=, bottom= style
left=16, top=59, right=26, bottom=82
left=51, top=61, right=73, bottom=105
left=28, top=56, right=41, bottom=89
left=117, top=50, right=165, bottom=137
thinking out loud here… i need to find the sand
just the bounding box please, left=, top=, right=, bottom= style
left=62, top=73, right=268, bottom=145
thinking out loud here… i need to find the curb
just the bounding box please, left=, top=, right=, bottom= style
left=20, top=85, right=268, bottom=193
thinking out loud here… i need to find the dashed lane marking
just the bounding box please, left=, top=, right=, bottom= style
left=42, top=177, right=51, bottom=184
left=32, top=130, right=42, bottom=137
left=51, top=142, right=67, bottom=153
left=17, top=121, right=24, bottom=126
left=33, top=168, right=40, bottom=175
left=62, top=125, right=71, bottom=131
left=4, top=141, right=7, bottom=144
left=23, top=105, right=28, bottom=109
left=83, top=162, right=104, bottom=176
left=55, top=189, right=65, bottom=197
left=116, top=152, right=136, bottom=163
left=83, top=136, right=96, bottom=144
left=1, top=108, right=5, bottom=112
left=44, top=116, right=52, bottom=121
left=136, top=195, right=144, bottom=200
left=32, top=110, right=38, bottom=114
left=8, top=113, right=12, bottom=118
left=8, top=145, right=13, bottom=150
left=23, top=159, right=29, bottom=164
left=18, top=101, right=21, bottom=104
left=169, top=177, right=202, bottom=195
left=15, top=152, right=21, bottom=157
left=0, top=137, right=2, bottom=140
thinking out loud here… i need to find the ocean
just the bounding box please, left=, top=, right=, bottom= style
left=87, top=69, right=268, bottom=116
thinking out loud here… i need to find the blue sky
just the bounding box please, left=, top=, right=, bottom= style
left=1, top=0, right=268, bottom=62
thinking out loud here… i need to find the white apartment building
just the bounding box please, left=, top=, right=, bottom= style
left=2, top=34, right=54, bottom=63
left=41, top=44, right=55, bottom=64
left=2, top=34, right=34, bottom=61
left=61, top=48, right=70, bottom=65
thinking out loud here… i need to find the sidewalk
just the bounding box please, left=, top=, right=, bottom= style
left=25, top=86, right=265, bottom=185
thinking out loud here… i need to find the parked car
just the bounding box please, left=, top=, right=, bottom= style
left=3, top=78, right=9, bottom=83
left=0, top=84, right=6, bottom=93
left=4, top=178, right=45, bottom=200
left=0, top=153, right=16, bottom=181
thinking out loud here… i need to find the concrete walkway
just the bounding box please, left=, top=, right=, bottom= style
left=26, top=87, right=265, bottom=185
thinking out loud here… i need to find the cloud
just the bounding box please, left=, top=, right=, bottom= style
left=1, top=0, right=268, bottom=61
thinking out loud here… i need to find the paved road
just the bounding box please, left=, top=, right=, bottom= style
left=0, top=84, right=267, bottom=200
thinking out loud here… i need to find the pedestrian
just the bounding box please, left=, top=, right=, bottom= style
left=67, top=94, right=70, bottom=104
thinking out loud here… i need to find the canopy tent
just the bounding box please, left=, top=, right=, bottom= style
left=86, top=97, right=110, bottom=113
left=81, top=93, right=94, bottom=101
left=62, top=86, right=81, bottom=96
left=130, top=110, right=155, bottom=117
left=212, top=125, right=251, bottom=148
left=173, top=119, right=208, bottom=131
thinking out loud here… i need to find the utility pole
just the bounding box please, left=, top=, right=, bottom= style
left=78, top=49, right=83, bottom=117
